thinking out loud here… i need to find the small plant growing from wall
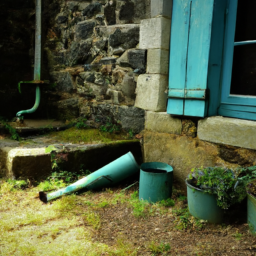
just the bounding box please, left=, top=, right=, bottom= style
left=0, top=116, right=20, bottom=141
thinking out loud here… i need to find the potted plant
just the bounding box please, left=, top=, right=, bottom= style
left=186, top=166, right=256, bottom=224
left=246, top=179, right=256, bottom=232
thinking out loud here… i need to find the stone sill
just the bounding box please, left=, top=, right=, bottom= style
left=198, top=116, right=256, bottom=150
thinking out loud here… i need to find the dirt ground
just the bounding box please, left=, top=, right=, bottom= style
left=1, top=179, right=256, bottom=256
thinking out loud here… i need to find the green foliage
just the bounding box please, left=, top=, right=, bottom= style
left=99, top=118, right=121, bottom=133
left=0, top=117, right=20, bottom=140
left=159, top=198, right=175, bottom=207
left=128, top=129, right=134, bottom=138
left=173, top=207, right=206, bottom=230
left=188, top=166, right=256, bottom=209
left=6, top=179, right=29, bottom=190
left=129, top=191, right=149, bottom=218
left=37, top=179, right=66, bottom=192
left=74, top=117, right=88, bottom=129
left=45, top=145, right=57, bottom=154
left=149, top=241, right=171, bottom=255
left=233, top=231, right=243, bottom=240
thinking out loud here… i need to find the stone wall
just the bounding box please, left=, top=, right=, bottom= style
left=43, top=0, right=150, bottom=133
left=0, top=0, right=149, bottom=133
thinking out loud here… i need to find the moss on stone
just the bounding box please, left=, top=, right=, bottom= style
left=49, top=127, right=132, bottom=144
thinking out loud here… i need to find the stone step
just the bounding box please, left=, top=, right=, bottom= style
left=0, top=139, right=142, bottom=180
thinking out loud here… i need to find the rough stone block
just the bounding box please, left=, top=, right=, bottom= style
left=82, top=2, right=102, bottom=18
left=135, top=74, right=168, bottom=112
left=75, top=20, right=95, bottom=40
left=92, top=104, right=145, bottom=133
left=145, top=111, right=182, bottom=134
left=139, top=17, right=171, bottom=50
left=117, top=49, right=146, bottom=70
left=50, top=71, right=75, bottom=92
left=151, top=0, right=173, bottom=18
left=147, top=49, right=169, bottom=74
left=198, top=116, right=256, bottom=150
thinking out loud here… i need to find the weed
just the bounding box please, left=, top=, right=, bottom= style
left=128, top=129, right=134, bottom=138
left=159, top=198, right=175, bottom=207
left=114, top=238, right=138, bottom=256
left=0, top=117, right=20, bottom=140
left=129, top=191, right=149, bottom=218
left=233, top=231, right=243, bottom=240
left=6, top=179, right=29, bottom=190
left=178, top=195, right=187, bottom=201
left=82, top=211, right=101, bottom=229
left=149, top=241, right=171, bottom=255
left=74, top=117, right=88, bottom=129
left=99, top=117, right=121, bottom=134
left=173, top=207, right=206, bottom=230
left=37, top=180, right=66, bottom=192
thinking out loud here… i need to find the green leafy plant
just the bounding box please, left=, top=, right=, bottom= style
left=187, top=166, right=256, bottom=209
left=232, top=231, right=243, bottom=241
left=128, top=129, right=134, bottom=138
left=159, top=198, right=175, bottom=207
left=173, top=207, right=206, bottom=230
left=0, top=117, right=20, bottom=141
left=149, top=241, right=171, bottom=255
left=74, top=117, right=88, bottom=129
left=6, top=179, right=29, bottom=190
left=99, top=117, right=121, bottom=134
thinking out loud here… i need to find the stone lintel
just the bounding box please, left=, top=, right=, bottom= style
left=198, top=116, right=256, bottom=150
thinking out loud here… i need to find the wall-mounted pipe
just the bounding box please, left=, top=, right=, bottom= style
left=39, top=152, right=140, bottom=203
left=16, top=0, right=42, bottom=118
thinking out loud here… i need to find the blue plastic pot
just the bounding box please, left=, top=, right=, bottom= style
left=186, top=180, right=224, bottom=223
left=247, top=193, right=256, bottom=232
left=139, top=162, right=173, bottom=203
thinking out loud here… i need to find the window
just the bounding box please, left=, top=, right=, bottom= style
left=167, top=0, right=256, bottom=121
left=218, top=0, right=256, bottom=120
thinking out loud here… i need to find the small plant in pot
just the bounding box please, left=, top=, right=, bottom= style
left=246, top=178, right=256, bottom=233
left=186, top=166, right=256, bottom=224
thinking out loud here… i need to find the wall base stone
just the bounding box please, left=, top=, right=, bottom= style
left=145, top=111, right=182, bottom=134
left=143, top=130, right=256, bottom=190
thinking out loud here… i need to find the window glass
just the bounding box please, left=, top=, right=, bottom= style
left=230, top=0, right=256, bottom=96
left=235, top=0, right=256, bottom=42
left=231, top=44, right=256, bottom=96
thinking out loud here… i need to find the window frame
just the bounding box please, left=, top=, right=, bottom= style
left=218, top=0, right=256, bottom=120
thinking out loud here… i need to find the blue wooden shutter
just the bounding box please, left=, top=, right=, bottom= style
left=167, top=0, right=214, bottom=117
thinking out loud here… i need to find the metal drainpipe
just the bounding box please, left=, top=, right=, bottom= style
left=16, top=0, right=41, bottom=118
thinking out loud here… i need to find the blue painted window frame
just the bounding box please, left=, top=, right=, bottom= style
left=218, top=0, right=256, bottom=120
